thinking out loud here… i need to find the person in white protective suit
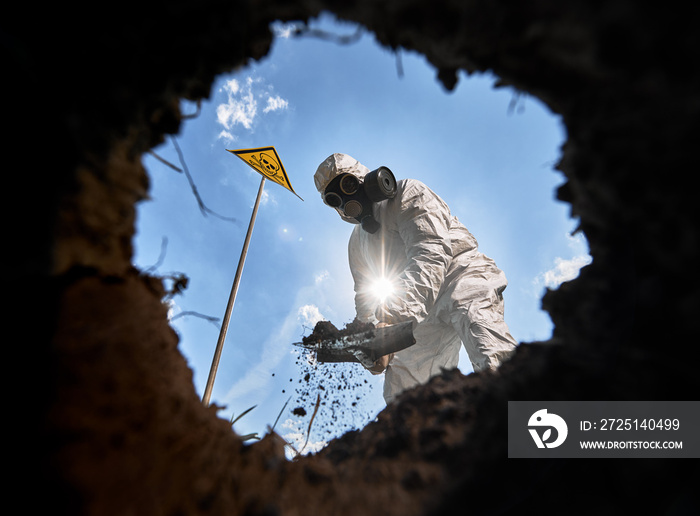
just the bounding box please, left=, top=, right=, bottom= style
left=314, top=153, right=518, bottom=404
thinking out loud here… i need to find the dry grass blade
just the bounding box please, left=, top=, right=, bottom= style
left=300, top=393, right=321, bottom=455
left=270, top=396, right=291, bottom=433
left=230, top=405, right=257, bottom=426
left=230, top=405, right=260, bottom=441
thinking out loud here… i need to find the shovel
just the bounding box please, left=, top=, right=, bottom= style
left=294, top=320, right=416, bottom=368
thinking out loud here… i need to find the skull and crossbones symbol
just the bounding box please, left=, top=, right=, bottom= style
left=250, top=152, right=280, bottom=179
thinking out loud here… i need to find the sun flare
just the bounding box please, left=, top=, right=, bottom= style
left=370, top=277, right=395, bottom=302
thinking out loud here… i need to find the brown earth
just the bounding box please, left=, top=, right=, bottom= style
left=9, top=0, right=699, bottom=515
left=302, top=318, right=376, bottom=344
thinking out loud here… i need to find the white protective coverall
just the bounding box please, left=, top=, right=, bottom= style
left=315, top=153, right=517, bottom=403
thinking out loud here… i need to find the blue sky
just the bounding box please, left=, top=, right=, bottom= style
left=133, top=14, right=589, bottom=454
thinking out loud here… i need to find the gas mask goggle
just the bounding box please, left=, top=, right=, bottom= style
left=323, top=166, right=397, bottom=234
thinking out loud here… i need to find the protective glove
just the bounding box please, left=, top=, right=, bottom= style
left=366, top=353, right=394, bottom=375
left=364, top=321, right=393, bottom=374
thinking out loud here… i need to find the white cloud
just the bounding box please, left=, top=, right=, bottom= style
left=298, top=304, right=324, bottom=328
left=273, top=23, right=297, bottom=39
left=314, top=270, right=330, bottom=285
left=537, top=254, right=591, bottom=289
left=216, top=87, right=257, bottom=130
left=217, top=130, right=236, bottom=143
left=165, top=298, right=179, bottom=320
left=223, top=78, right=241, bottom=95
left=535, top=232, right=592, bottom=290
left=259, top=189, right=277, bottom=207
left=216, top=76, right=289, bottom=139
left=264, top=95, right=289, bottom=113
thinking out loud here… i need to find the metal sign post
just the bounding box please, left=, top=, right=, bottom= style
left=202, top=175, right=266, bottom=406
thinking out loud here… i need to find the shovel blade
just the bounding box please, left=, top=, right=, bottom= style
left=295, top=320, right=416, bottom=365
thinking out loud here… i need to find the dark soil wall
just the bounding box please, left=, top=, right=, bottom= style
left=8, top=1, right=699, bottom=514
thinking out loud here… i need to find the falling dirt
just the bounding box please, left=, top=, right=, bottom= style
left=291, top=319, right=379, bottom=445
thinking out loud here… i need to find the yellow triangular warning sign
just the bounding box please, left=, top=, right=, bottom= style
left=227, top=146, right=302, bottom=200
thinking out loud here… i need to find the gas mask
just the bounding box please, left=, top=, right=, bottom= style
left=323, top=166, right=397, bottom=233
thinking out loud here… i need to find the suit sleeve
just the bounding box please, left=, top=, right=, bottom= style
left=348, top=231, right=378, bottom=324
left=377, top=180, right=453, bottom=325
